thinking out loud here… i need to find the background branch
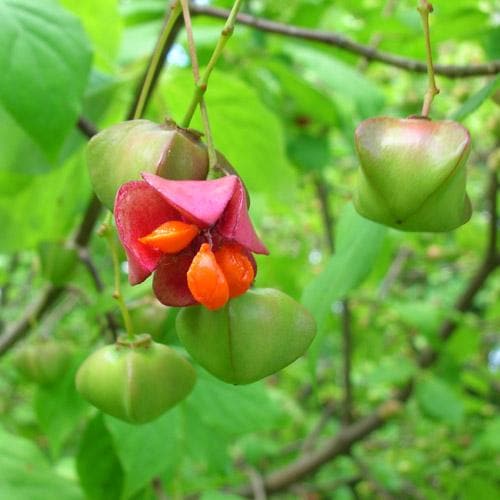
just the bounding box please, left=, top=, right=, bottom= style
left=190, top=5, right=500, bottom=78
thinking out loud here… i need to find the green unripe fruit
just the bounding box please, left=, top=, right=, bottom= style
left=37, top=241, right=78, bottom=286
left=354, top=117, right=471, bottom=232
left=129, top=299, right=169, bottom=341
left=176, top=288, right=316, bottom=385
left=87, top=119, right=209, bottom=210
left=14, top=339, right=73, bottom=385
left=76, top=334, right=196, bottom=424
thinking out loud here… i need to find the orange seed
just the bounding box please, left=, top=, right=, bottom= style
left=214, top=243, right=255, bottom=298
left=139, top=221, right=199, bottom=254
left=187, top=243, right=229, bottom=310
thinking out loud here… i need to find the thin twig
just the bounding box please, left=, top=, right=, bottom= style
left=0, top=286, right=64, bottom=355
left=152, top=477, right=169, bottom=500
left=190, top=5, right=500, bottom=78
left=417, top=1, right=440, bottom=117
left=180, top=0, right=217, bottom=169
left=181, top=0, right=244, bottom=127
left=378, top=247, right=412, bottom=300
left=341, top=299, right=353, bottom=425
left=300, top=401, right=336, bottom=453
left=313, top=174, right=335, bottom=253
left=77, top=248, right=120, bottom=340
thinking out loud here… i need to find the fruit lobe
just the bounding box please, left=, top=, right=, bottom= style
left=186, top=243, right=229, bottom=310
left=76, top=334, right=196, bottom=424
left=14, top=340, right=73, bottom=385
left=176, top=288, right=316, bottom=385
left=87, top=120, right=209, bottom=210
left=354, top=117, right=471, bottom=232
left=214, top=244, right=255, bottom=298
left=139, top=221, right=199, bottom=254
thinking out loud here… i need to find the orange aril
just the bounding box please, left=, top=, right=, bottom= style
left=139, top=221, right=199, bottom=254
left=187, top=243, right=229, bottom=310
left=214, top=243, right=254, bottom=298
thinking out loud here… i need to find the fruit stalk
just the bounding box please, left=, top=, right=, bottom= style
left=133, top=1, right=183, bottom=119
left=180, top=0, right=218, bottom=170
left=417, top=0, right=440, bottom=117
left=99, top=220, right=135, bottom=340
left=181, top=0, right=243, bottom=128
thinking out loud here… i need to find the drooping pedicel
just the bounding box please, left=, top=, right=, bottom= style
left=354, top=117, right=471, bottom=232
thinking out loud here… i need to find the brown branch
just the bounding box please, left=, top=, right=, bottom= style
left=233, top=171, right=499, bottom=496
left=300, top=401, right=336, bottom=453
left=235, top=401, right=399, bottom=495
left=341, top=299, right=354, bottom=425
left=190, top=5, right=500, bottom=78
left=313, top=175, right=335, bottom=253
left=0, top=285, right=63, bottom=355
left=77, top=117, right=98, bottom=138
left=77, top=248, right=120, bottom=340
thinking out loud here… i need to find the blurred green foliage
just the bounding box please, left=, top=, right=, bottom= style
left=0, top=0, right=498, bottom=498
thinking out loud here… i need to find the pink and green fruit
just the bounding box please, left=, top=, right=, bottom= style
left=75, top=334, right=195, bottom=424
left=87, top=120, right=209, bottom=210
left=176, top=288, right=316, bottom=385
left=354, top=117, right=471, bottom=232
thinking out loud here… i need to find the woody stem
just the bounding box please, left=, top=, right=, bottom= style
left=180, top=0, right=218, bottom=170
left=180, top=0, right=243, bottom=129
left=99, top=219, right=135, bottom=340
left=418, top=0, right=439, bottom=117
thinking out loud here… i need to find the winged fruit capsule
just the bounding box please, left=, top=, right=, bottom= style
left=87, top=120, right=209, bottom=210
left=114, top=173, right=267, bottom=309
left=76, top=334, right=196, bottom=424
left=354, top=117, right=471, bottom=232
left=176, top=288, right=316, bottom=385
left=14, top=339, right=73, bottom=386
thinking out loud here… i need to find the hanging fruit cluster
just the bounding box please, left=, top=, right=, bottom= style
left=76, top=0, right=472, bottom=426
left=78, top=119, right=316, bottom=424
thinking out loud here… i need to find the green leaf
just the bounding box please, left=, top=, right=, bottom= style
left=185, top=370, right=285, bottom=437
left=105, top=409, right=182, bottom=499
left=159, top=69, right=297, bottom=200
left=474, top=418, right=500, bottom=454
left=60, top=0, right=122, bottom=72
left=0, top=425, right=83, bottom=500
left=302, top=204, right=386, bottom=377
left=282, top=43, right=385, bottom=118
left=35, top=359, right=88, bottom=457
left=416, top=376, right=465, bottom=425
left=0, top=151, right=90, bottom=253
left=287, top=133, right=331, bottom=172
left=451, top=75, right=500, bottom=121
left=0, top=0, right=92, bottom=160
left=77, top=414, right=124, bottom=500
left=302, top=203, right=386, bottom=330
left=262, top=58, right=338, bottom=126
